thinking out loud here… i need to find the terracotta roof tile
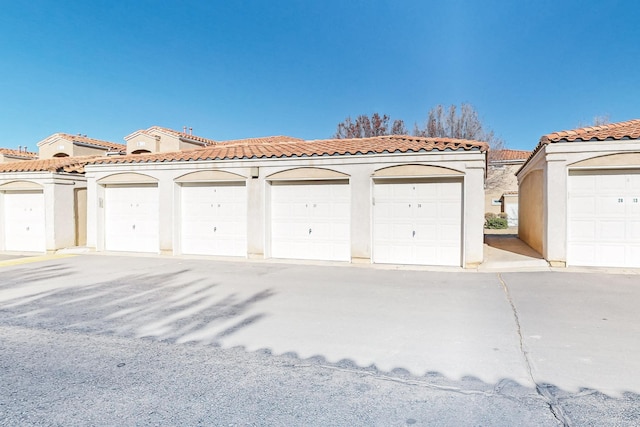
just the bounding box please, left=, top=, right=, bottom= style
left=146, top=126, right=217, bottom=146
left=540, top=119, right=640, bottom=143
left=519, top=119, right=640, bottom=174
left=492, top=149, right=531, bottom=161
left=0, top=156, right=99, bottom=173
left=50, top=133, right=126, bottom=151
left=90, top=135, right=488, bottom=166
left=220, top=135, right=304, bottom=145
left=0, top=148, right=38, bottom=159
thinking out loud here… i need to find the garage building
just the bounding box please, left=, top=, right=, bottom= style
left=517, top=119, right=640, bottom=268
left=0, top=157, right=95, bottom=252
left=86, top=134, right=488, bottom=267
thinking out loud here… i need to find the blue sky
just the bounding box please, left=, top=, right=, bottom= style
left=1, top=0, right=638, bottom=151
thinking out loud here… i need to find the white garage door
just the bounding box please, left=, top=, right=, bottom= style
left=270, top=181, right=350, bottom=261
left=373, top=179, right=462, bottom=266
left=568, top=170, right=640, bottom=268
left=3, top=191, right=46, bottom=252
left=181, top=183, right=247, bottom=256
left=104, top=185, right=159, bottom=253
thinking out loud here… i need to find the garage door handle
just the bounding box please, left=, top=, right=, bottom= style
left=412, top=230, right=415, bottom=237
left=26, top=226, right=30, bottom=231
left=309, top=228, right=312, bottom=235
left=214, top=227, right=217, bottom=232
left=132, top=224, right=136, bottom=230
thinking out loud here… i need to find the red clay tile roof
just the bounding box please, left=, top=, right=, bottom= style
left=220, top=135, right=304, bottom=145
left=89, top=135, right=488, bottom=166
left=0, top=156, right=99, bottom=173
left=0, top=148, right=38, bottom=159
left=491, top=149, right=531, bottom=161
left=44, top=133, right=126, bottom=151
left=145, top=126, right=217, bottom=146
left=518, top=119, right=640, bottom=174
left=541, top=119, right=640, bottom=143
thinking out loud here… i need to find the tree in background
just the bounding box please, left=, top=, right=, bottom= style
left=333, top=103, right=504, bottom=157
left=334, top=113, right=408, bottom=139
left=578, top=114, right=611, bottom=128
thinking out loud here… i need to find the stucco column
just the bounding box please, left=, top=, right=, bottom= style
left=464, top=165, right=485, bottom=267
left=158, top=177, right=173, bottom=254
left=43, top=180, right=57, bottom=253
left=544, top=158, right=567, bottom=266
left=350, top=168, right=371, bottom=262
left=50, top=180, right=77, bottom=250
left=246, top=175, right=264, bottom=258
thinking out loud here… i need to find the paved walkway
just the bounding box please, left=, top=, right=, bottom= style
left=480, top=233, right=549, bottom=271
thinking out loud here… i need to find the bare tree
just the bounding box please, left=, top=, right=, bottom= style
left=334, top=113, right=408, bottom=138
left=334, top=104, right=504, bottom=157
left=417, top=103, right=504, bottom=159
left=391, top=119, right=408, bottom=135
left=577, top=114, right=611, bottom=128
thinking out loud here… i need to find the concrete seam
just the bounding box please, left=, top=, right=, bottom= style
left=497, top=273, right=572, bottom=427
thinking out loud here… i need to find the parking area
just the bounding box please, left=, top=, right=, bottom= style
left=1, top=254, right=639, bottom=425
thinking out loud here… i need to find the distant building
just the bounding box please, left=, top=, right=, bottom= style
left=0, top=147, right=38, bottom=163
left=37, top=133, right=125, bottom=159
left=485, top=149, right=531, bottom=227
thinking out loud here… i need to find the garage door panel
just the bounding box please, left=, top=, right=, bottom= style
left=3, top=191, right=46, bottom=252
left=599, top=220, right=626, bottom=240
left=270, top=182, right=350, bottom=262
left=597, top=245, right=626, bottom=267
left=630, top=220, right=640, bottom=240
left=181, top=184, right=246, bottom=257
left=568, top=171, right=640, bottom=268
left=105, top=186, right=159, bottom=253
left=570, top=197, right=596, bottom=217
left=373, top=180, right=462, bottom=266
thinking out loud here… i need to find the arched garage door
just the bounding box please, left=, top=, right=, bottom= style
left=180, top=182, right=247, bottom=256
left=568, top=169, right=640, bottom=268
left=3, top=190, right=46, bottom=252
left=373, top=178, right=463, bottom=266
left=270, top=180, right=350, bottom=261
left=104, top=184, right=159, bottom=253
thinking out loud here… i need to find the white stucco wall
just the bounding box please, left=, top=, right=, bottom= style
left=86, top=150, right=487, bottom=267
left=518, top=140, right=640, bottom=266
left=0, top=172, right=87, bottom=252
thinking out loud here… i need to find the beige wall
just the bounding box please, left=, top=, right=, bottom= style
left=75, top=188, right=87, bottom=246
left=518, top=169, right=543, bottom=254
left=39, top=140, right=107, bottom=159
left=485, top=164, right=520, bottom=215
left=126, top=134, right=159, bottom=155
left=39, top=140, right=73, bottom=158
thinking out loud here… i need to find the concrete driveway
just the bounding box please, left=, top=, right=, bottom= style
left=0, top=254, right=638, bottom=425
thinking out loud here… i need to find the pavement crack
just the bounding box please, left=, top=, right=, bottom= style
left=497, top=273, right=572, bottom=427
left=299, top=363, right=521, bottom=402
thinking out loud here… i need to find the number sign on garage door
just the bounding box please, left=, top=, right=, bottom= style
left=373, top=179, right=462, bottom=266
left=104, top=184, right=159, bottom=253
left=568, top=170, right=640, bottom=268
left=270, top=180, right=350, bottom=261
left=3, top=191, right=46, bottom=252
left=181, top=183, right=247, bottom=256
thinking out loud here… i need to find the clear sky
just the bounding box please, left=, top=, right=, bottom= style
left=1, top=0, right=638, bottom=152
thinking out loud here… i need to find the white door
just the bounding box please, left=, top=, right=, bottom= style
left=181, top=183, right=247, bottom=256
left=373, top=179, right=462, bottom=266
left=270, top=181, right=350, bottom=261
left=505, top=202, right=519, bottom=227
left=568, top=170, right=640, bottom=268
left=104, top=185, right=159, bottom=253
left=3, top=191, right=46, bottom=252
